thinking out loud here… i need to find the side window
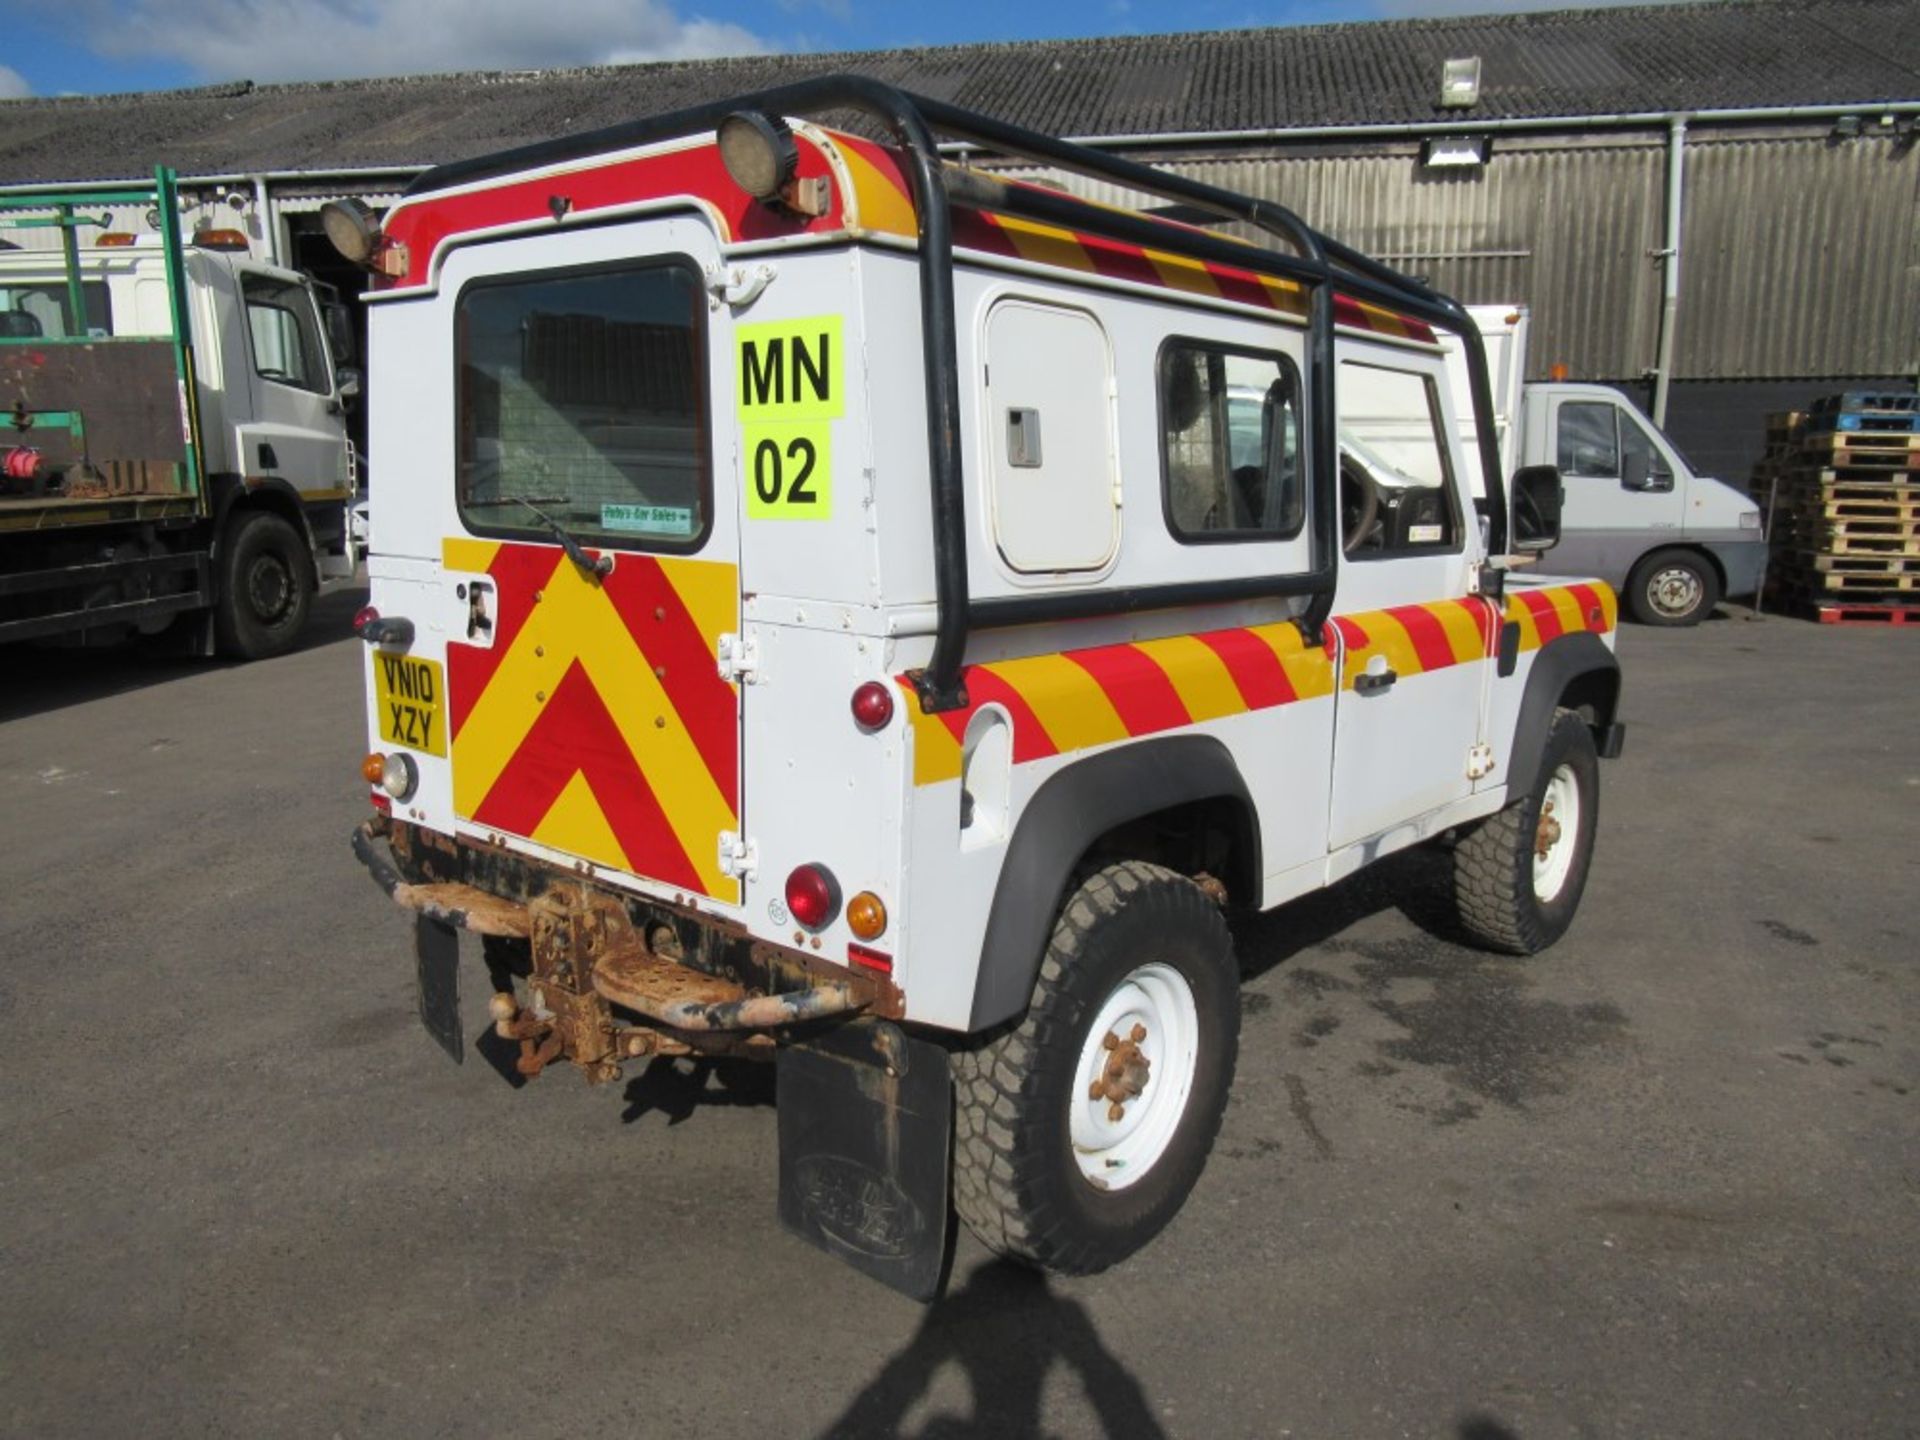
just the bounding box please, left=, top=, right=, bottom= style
left=1620, top=409, right=1674, bottom=485
left=0, top=282, right=111, bottom=338
left=241, top=273, right=327, bottom=393
left=1158, top=340, right=1303, bottom=541
left=1556, top=402, right=1620, bottom=478
left=456, top=259, right=710, bottom=551
left=984, top=299, right=1119, bottom=573
left=1335, top=361, right=1459, bottom=557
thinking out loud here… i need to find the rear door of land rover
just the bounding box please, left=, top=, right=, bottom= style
left=380, top=215, right=745, bottom=910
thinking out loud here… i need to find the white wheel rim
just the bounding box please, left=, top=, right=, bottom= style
left=1649, top=565, right=1702, bottom=617
left=1069, top=962, right=1200, bottom=1191
left=1532, top=762, right=1581, bottom=902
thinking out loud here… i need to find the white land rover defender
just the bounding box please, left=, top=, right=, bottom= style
left=344, top=79, right=1625, bottom=1298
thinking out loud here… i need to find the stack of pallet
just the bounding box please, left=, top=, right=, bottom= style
left=1753, top=392, right=1920, bottom=625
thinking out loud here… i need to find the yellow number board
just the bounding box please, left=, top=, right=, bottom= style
left=737, top=314, right=842, bottom=520
left=372, top=652, right=447, bottom=757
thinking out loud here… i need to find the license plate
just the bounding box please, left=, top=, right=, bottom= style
left=372, top=652, right=447, bottom=757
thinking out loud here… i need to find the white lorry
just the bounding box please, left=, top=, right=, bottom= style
left=1441, top=305, right=1764, bottom=626
left=0, top=171, right=358, bottom=655
left=342, top=80, right=1627, bottom=1298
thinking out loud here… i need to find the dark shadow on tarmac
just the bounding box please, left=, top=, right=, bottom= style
left=819, top=1258, right=1168, bottom=1440
left=619, top=1056, right=778, bottom=1125
left=0, top=584, right=367, bottom=724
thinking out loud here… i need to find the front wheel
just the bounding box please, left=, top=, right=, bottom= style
left=215, top=511, right=312, bottom=659
left=1626, top=547, right=1720, bottom=626
left=951, top=860, right=1239, bottom=1276
left=1452, top=708, right=1601, bottom=954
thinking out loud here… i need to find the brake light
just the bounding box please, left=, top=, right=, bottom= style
left=354, top=604, right=380, bottom=634
left=850, top=681, right=895, bottom=731
left=785, top=863, right=840, bottom=930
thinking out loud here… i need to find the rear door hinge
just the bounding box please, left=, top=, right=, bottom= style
left=718, top=831, right=759, bottom=880
left=716, top=632, right=759, bottom=684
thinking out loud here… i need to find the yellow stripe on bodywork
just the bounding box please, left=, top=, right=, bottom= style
left=1249, top=621, right=1338, bottom=699
left=1131, top=634, right=1245, bottom=723
left=1432, top=600, right=1492, bottom=663
left=452, top=556, right=737, bottom=902
left=1144, top=248, right=1221, bottom=298
left=442, top=537, right=501, bottom=573
left=531, top=770, right=631, bottom=870
left=833, top=142, right=918, bottom=240
left=1339, top=610, right=1424, bottom=688
left=995, top=217, right=1100, bottom=274
left=986, top=652, right=1129, bottom=752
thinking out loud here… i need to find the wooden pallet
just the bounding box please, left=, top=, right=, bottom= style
left=1768, top=529, right=1920, bottom=558
left=1775, top=567, right=1920, bottom=594
left=1754, top=461, right=1920, bottom=485
left=1775, top=598, right=1920, bottom=626
left=1779, top=550, right=1920, bottom=576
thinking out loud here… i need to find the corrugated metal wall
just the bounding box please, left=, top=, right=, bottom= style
left=1012, top=128, right=1919, bottom=382
left=1681, top=134, right=1920, bottom=379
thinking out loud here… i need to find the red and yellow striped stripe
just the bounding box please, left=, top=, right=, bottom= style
left=442, top=537, right=741, bottom=903
left=899, top=584, right=1614, bottom=786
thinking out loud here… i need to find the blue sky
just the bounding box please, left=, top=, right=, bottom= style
left=0, top=0, right=1682, bottom=99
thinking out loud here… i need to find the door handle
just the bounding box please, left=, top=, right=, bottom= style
left=1353, top=666, right=1397, bottom=695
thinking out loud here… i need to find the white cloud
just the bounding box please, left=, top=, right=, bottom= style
left=88, top=0, right=769, bottom=84
left=0, top=64, right=31, bottom=99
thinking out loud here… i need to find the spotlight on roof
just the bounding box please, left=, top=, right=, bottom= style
left=321, top=198, right=383, bottom=266
left=1440, top=56, right=1482, bottom=110
left=718, top=111, right=799, bottom=203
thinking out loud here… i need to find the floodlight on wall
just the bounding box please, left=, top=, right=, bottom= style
left=1420, top=135, right=1492, bottom=169
left=1830, top=114, right=1862, bottom=139
left=1440, top=56, right=1482, bottom=109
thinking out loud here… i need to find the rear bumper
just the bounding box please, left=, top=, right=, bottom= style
left=351, top=818, right=876, bottom=1035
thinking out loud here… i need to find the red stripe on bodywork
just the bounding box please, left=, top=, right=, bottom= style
left=1389, top=603, right=1460, bottom=674
left=1194, top=627, right=1298, bottom=710
left=602, top=555, right=738, bottom=811
left=1065, top=643, right=1191, bottom=736
left=1567, top=583, right=1610, bottom=632
left=1451, top=596, right=1500, bottom=658
left=1515, top=588, right=1566, bottom=644
left=470, top=660, right=702, bottom=892
left=447, top=545, right=564, bottom=741
left=958, top=668, right=1061, bottom=762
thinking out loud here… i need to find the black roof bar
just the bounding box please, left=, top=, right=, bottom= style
left=408, top=75, right=1508, bottom=712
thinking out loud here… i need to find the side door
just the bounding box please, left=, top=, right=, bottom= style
left=1550, top=394, right=1684, bottom=581
left=234, top=263, right=350, bottom=493
left=1328, top=349, right=1495, bottom=850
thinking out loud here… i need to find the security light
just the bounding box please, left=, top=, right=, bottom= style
left=1420, top=135, right=1492, bottom=169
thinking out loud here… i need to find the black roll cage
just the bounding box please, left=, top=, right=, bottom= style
left=408, top=74, right=1510, bottom=715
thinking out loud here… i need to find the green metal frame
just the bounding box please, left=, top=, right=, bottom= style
left=0, top=167, right=204, bottom=502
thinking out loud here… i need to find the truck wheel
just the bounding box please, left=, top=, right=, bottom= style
left=951, top=860, right=1239, bottom=1275
left=1626, top=547, right=1720, bottom=626
left=215, top=511, right=311, bottom=659
left=1453, top=707, right=1600, bottom=955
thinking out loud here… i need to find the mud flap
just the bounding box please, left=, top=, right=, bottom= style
left=777, top=1022, right=952, bottom=1301
left=415, top=914, right=463, bottom=1063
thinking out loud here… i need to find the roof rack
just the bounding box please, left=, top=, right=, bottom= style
left=410, top=76, right=1507, bottom=714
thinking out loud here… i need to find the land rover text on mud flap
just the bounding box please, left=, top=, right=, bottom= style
left=344, top=78, right=1625, bottom=1300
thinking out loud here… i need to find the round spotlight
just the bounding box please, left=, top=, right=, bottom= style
left=378, top=752, right=419, bottom=801
left=717, top=111, right=798, bottom=203
left=321, top=198, right=382, bottom=266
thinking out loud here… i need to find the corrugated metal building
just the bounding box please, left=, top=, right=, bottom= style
left=2, top=0, right=1917, bottom=481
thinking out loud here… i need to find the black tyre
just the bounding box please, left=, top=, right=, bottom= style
left=1453, top=708, right=1600, bottom=954
left=1625, top=547, right=1720, bottom=626
left=951, top=860, right=1239, bottom=1275
left=215, top=511, right=312, bottom=659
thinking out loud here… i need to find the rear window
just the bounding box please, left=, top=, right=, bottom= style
left=0, top=281, right=111, bottom=339
left=456, top=260, right=711, bottom=551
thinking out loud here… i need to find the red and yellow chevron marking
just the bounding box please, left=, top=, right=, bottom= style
left=898, top=583, right=1614, bottom=786
left=442, top=537, right=741, bottom=903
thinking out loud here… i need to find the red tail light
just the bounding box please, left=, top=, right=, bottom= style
left=850, top=681, right=895, bottom=731
left=785, top=863, right=840, bottom=930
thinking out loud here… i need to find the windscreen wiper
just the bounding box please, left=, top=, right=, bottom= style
left=468, top=494, right=612, bottom=577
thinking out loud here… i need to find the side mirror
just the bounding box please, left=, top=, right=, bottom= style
left=1511, top=463, right=1563, bottom=552
left=1620, top=449, right=1650, bottom=491
left=336, top=366, right=363, bottom=400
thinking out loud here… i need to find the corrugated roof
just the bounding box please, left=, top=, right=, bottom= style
left=1, top=0, right=1916, bottom=182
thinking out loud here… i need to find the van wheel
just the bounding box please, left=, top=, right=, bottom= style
left=951, top=860, right=1239, bottom=1275
left=1626, top=547, right=1719, bottom=626
left=215, top=511, right=311, bottom=659
left=1453, top=708, right=1600, bottom=954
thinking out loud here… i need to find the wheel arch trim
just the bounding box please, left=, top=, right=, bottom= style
left=968, top=733, right=1259, bottom=1033
left=1509, top=632, right=1621, bottom=799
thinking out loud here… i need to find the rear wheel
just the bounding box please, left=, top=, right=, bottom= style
left=1626, top=547, right=1719, bottom=626
left=1453, top=707, right=1600, bottom=954
left=951, top=860, right=1239, bottom=1275
left=215, top=511, right=311, bottom=659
